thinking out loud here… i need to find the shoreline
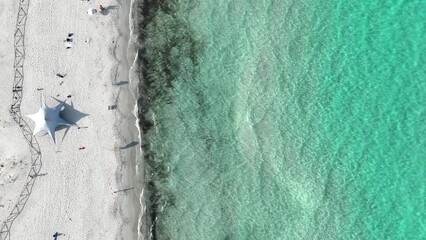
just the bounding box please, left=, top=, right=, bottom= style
left=112, top=0, right=142, bottom=239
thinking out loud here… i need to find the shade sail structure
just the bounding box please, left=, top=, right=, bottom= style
left=26, top=101, right=71, bottom=143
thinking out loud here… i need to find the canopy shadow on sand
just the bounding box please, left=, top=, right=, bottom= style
left=54, top=98, right=89, bottom=141
left=56, top=100, right=89, bottom=125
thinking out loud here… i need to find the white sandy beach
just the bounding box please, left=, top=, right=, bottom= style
left=0, top=0, right=140, bottom=239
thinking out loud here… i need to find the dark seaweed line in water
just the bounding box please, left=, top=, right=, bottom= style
left=135, top=0, right=203, bottom=239
left=135, top=1, right=170, bottom=239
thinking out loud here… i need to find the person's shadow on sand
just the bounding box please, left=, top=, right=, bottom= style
left=53, top=232, right=65, bottom=240
left=112, top=81, right=128, bottom=86
left=101, top=5, right=118, bottom=16
left=119, top=141, right=139, bottom=149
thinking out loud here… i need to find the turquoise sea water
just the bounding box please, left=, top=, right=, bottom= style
left=135, top=0, right=426, bottom=239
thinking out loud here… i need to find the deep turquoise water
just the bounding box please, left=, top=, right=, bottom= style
left=135, top=0, right=426, bottom=239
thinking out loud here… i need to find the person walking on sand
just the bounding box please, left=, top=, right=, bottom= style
left=100, top=5, right=105, bottom=11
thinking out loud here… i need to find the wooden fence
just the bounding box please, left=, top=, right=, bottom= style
left=0, top=1, right=43, bottom=239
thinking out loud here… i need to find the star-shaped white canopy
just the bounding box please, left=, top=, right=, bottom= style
left=26, top=101, right=71, bottom=143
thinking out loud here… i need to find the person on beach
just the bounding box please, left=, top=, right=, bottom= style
left=99, top=5, right=105, bottom=11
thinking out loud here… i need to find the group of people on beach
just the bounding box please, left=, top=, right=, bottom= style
left=90, top=5, right=106, bottom=14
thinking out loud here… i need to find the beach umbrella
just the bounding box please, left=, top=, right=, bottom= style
left=87, top=8, right=97, bottom=15
left=25, top=101, right=71, bottom=143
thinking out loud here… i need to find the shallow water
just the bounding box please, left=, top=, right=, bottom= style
left=134, top=0, right=426, bottom=239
